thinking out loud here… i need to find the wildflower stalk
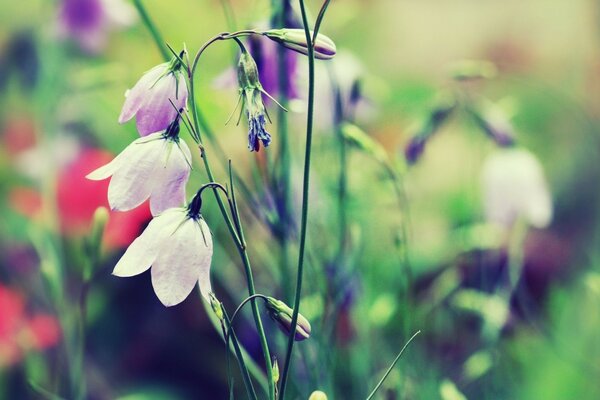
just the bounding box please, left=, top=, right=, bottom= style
left=274, top=0, right=293, bottom=301
left=189, top=36, right=276, bottom=400
left=365, top=331, right=421, bottom=400
left=134, top=4, right=274, bottom=398
left=279, top=0, right=332, bottom=398
left=132, top=0, right=170, bottom=61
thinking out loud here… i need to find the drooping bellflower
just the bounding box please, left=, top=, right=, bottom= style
left=119, top=56, right=188, bottom=136
left=112, top=205, right=214, bottom=307
left=236, top=50, right=279, bottom=152
left=86, top=119, right=192, bottom=216
left=481, top=148, right=552, bottom=228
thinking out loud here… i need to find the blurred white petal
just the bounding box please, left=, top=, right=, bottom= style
left=113, top=208, right=184, bottom=277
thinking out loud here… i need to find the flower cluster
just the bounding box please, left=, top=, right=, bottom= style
left=90, top=29, right=337, bottom=317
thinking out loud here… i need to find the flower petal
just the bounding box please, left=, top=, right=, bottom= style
left=135, top=72, right=188, bottom=136
left=149, top=140, right=192, bottom=216
left=113, top=208, right=184, bottom=277
left=86, top=151, right=124, bottom=181
left=107, top=132, right=165, bottom=211
left=118, top=64, right=167, bottom=126
left=151, top=217, right=213, bottom=306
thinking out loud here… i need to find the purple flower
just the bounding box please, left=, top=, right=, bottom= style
left=112, top=207, right=213, bottom=306
left=58, top=0, right=135, bottom=53
left=248, top=35, right=299, bottom=100
left=119, top=60, right=188, bottom=137
left=86, top=127, right=192, bottom=216
left=237, top=51, right=276, bottom=152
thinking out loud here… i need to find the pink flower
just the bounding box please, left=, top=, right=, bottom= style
left=118, top=61, right=188, bottom=136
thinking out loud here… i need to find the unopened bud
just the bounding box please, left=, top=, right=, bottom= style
left=308, top=390, right=328, bottom=400
left=264, top=29, right=336, bottom=60
left=209, top=293, right=224, bottom=321
left=265, top=297, right=311, bottom=341
left=272, top=358, right=280, bottom=384
left=404, top=95, right=456, bottom=165
left=237, top=50, right=261, bottom=89
left=449, top=60, right=497, bottom=81
left=469, top=104, right=515, bottom=147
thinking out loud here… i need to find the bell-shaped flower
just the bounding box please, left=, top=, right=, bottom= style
left=86, top=120, right=191, bottom=216
left=481, top=148, right=552, bottom=228
left=235, top=49, right=286, bottom=152
left=112, top=207, right=213, bottom=306
left=119, top=57, right=188, bottom=136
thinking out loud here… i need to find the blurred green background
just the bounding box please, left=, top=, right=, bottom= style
left=2, top=0, right=600, bottom=399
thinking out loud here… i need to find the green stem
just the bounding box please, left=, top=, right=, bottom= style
left=222, top=311, right=259, bottom=400
left=189, top=47, right=276, bottom=400
left=132, top=0, right=170, bottom=60
left=279, top=1, right=331, bottom=397
left=365, top=331, right=421, bottom=400
left=275, top=0, right=293, bottom=302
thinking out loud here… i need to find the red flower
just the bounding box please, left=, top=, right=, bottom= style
left=0, top=284, right=60, bottom=368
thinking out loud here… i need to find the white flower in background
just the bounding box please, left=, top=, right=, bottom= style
left=481, top=148, right=552, bottom=228
left=112, top=208, right=214, bottom=306
left=86, top=128, right=191, bottom=216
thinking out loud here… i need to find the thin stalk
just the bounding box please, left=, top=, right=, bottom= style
left=222, top=310, right=259, bottom=400
left=275, top=0, right=293, bottom=301
left=279, top=0, right=332, bottom=397
left=365, top=331, right=421, bottom=400
left=132, top=0, right=170, bottom=60
left=189, top=44, right=275, bottom=400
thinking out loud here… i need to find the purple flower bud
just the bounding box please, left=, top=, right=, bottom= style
left=470, top=106, right=515, bottom=147
left=264, top=29, right=336, bottom=60
left=119, top=59, right=188, bottom=137
left=237, top=51, right=273, bottom=152
left=266, top=297, right=311, bottom=341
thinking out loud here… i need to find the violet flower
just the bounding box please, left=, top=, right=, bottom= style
left=58, top=0, right=136, bottom=53
left=119, top=58, right=188, bottom=137
left=236, top=50, right=283, bottom=152
left=112, top=207, right=213, bottom=306
left=86, top=121, right=191, bottom=216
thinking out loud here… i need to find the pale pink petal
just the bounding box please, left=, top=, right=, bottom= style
left=86, top=151, right=124, bottom=180
left=118, top=64, right=167, bottom=126
left=113, top=208, right=184, bottom=277
left=149, top=140, right=192, bottom=216
left=151, top=217, right=213, bottom=306
left=195, top=219, right=214, bottom=301
left=134, top=72, right=187, bottom=136
left=107, top=132, right=165, bottom=211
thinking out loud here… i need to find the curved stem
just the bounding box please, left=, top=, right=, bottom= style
left=188, top=46, right=276, bottom=400
left=365, top=331, right=421, bottom=400
left=279, top=0, right=331, bottom=397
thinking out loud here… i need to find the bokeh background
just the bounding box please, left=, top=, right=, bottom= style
left=2, top=0, right=600, bottom=399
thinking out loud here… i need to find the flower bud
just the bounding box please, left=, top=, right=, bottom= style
left=237, top=51, right=261, bottom=90
left=469, top=103, right=515, bottom=147
left=404, top=95, right=456, bottom=165
left=209, top=293, right=224, bottom=321
left=263, top=29, right=336, bottom=60
left=272, top=358, right=280, bottom=385
left=265, top=297, right=311, bottom=341
left=308, top=390, right=328, bottom=400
